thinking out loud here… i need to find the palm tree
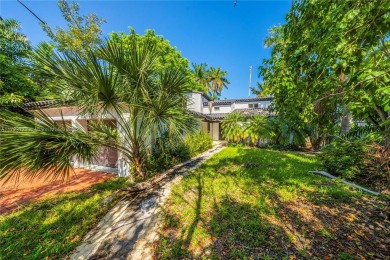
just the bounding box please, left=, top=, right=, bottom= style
left=191, top=63, right=209, bottom=92
left=0, top=110, right=99, bottom=183
left=0, top=31, right=197, bottom=181
left=207, top=67, right=230, bottom=97
left=267, top=117, right=306, bottom=147
left=246, top=114, right=273, bottom=145
left=221, top=112, right=246, bottom=143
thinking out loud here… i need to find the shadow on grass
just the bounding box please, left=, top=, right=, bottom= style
left=0, top=177, right=128, bottom=260
left=0, top=170, right=116, bottom=216
left=155, top=147, right=389, bottom=259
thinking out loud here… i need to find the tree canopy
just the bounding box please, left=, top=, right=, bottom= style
left=110, top=30, right=188, bottom=73
left=0, top=18, right=39, bottom=110
left=191, top=63, right=230, bottom=99
left=42, top=0, right=105, bottom=54
left=257, top=0, right=389, bottom=148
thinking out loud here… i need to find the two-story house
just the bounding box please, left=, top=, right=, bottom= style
left=187, top=91, right=273, bottom=140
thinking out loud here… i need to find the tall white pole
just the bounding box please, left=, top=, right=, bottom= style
left=248, top=65, right=252, bottom=97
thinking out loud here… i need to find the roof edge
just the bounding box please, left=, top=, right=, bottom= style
left=22, top=100, right=71, bottom=110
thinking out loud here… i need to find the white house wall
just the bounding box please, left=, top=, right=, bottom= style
left=234, top=101, right=271, bottom=109
left=187, top=92, right=203, bottom=113
left=203, top=104, right=232, bottom=114
left=213, top=105, right=232, bottom=114
left=202, top=101, right=271, bottom=114
left=38, top=106, right=126, bottom=176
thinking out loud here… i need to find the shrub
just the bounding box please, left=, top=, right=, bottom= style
left=148, top=134, right=191, bottom=174
left=147, top=131, right=212, bottom=174
left=320, top=138, right=367, bottom=180
left=319, top=133, right=387, bottom=182
left=184, top=131, right=213, bottom=157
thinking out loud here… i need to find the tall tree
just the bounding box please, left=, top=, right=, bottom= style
left=191, top=63, right=210, bottom=91
left=208, top=66, right=230, bottom=98
left=110, top=29, right=204, bottom=93
left=0, top=18, right=39, bottom=110
left=258, top=0, right=389, bottom=149
left=42, top=0, right=106, bottom=55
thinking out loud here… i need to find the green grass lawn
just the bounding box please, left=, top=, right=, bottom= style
left=156, top=147, right=389, bottom=259
left=0, top=177, right=129, bottom=260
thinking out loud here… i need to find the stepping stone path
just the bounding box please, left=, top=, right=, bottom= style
left=70, top=143, right=225, bottom=260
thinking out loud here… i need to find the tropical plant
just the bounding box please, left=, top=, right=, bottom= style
left=257, top=0, right=389, bottom=150
left=191, top=63, right=210, bottom=91
left=148, top=130, right=212, bottom=173
left=266, top=116, right=307, bottom=147
left=221, top=112, right=246, bottom=143
left=0, top=110, right=99, bottom=182
left=0, top=31, right=197, bottom=180
left=148, top=132, right=191, bottom=174
left=319, top=135, right=381, bottom=180
left=184, top=131, right=213, bottom=157
left=208, top=67, right=230, bottom=97
left=245, top=114, right=272, bottom=145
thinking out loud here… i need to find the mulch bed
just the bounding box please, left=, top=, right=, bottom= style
left=264, top=197, right=390, bottom=259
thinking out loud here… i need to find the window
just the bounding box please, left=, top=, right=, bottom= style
left=214, top=107, right=220, bottom=111
left=248, top=103, right=259, bottom=108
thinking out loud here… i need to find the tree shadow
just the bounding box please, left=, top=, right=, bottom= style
left=155, top=171, right=209, bottom=259
left=0, top=178, right=126, bottom=259
left=0, top=170, right=114, bottom=215
left=155, top=147, right=389, bottom=259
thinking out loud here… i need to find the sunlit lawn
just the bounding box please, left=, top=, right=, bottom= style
left=0, top=178, right=129, bottom=260
left=156, top=147, right=388, bottom=259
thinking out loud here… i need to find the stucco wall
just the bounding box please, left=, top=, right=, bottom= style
left=203, top=104, right=232, bottom=114
left=40, top=108, right=123, bottom=174
left=187, top=92, right=203, bottom=113
left=234, top=100, right=271, bottom=109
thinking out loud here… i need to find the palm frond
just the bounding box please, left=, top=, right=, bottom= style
left=341, top=124, right=381, bottom=140
left=0, top=110, right=100, bottom=183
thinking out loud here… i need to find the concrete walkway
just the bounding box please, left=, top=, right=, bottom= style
left=69, top=143, right=225, bottom=260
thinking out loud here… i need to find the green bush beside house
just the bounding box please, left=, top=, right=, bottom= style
left=147, top=131, right=213, bottom=174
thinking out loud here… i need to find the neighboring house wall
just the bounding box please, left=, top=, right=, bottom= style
left=234, top=100, right=271, bottom=109
left=198, top=98, right=273, bottom=141
left=212, top=105, right=232, bottom=113
left=187, top=91, right=211, bottom=113
left=203, top=104, right=232, bottom=114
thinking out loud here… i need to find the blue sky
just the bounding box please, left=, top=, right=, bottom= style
left=1, top=0, right=291, bottom=99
